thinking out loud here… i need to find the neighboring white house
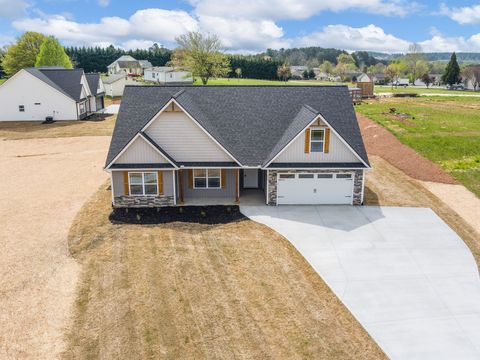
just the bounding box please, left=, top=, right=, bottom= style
left=103, top=73, right=138, bottom=97
left=355, top=73, right=372, bottom=83
left=107, top=55, right=152, bottom=76
left=0, top=67, right=104, bottom=121
left=414, top=73, right=442, bottom=86
left=144, top=67, right=193, bottom=84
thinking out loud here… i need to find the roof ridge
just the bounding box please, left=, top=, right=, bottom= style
left=123, top=84, right=349, bottom=88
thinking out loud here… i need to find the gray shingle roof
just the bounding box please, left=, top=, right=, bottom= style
left=25, top=68, right=86, bottom=101
left=106, top=85, right=369, bottom=168
left=103, top=73, right=127, bottom=84
left=85, top=73, right=102, bottom=96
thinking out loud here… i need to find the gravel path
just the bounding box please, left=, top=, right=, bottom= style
left=357, top=114, right=456, bottom=184
left=0, top=136, right=109, bottom=358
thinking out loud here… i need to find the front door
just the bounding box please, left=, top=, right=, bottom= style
left=243, top=169, right=259, bottom=188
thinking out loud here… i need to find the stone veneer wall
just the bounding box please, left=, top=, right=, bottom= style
left=114, top=195, right=175, bottom=208
left=267, top=169, right=364, bottom=206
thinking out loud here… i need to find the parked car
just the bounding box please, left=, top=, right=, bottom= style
left=446, top=84, right=466, bottom=90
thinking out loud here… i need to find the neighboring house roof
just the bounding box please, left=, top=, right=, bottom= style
left=138, top=60, right=152, bottom=68
left=85, top=73, right=103, bottom=95
left=103, top=73, right=127, bottom=84
left=24, top=67, right=86, bottom=101
left=106, top=86, right=369, bottom=168
left=117, top=61, right=141, bottom=69
left=108, top=55, right=137, bottom=67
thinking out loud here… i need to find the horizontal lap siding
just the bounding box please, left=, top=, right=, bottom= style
left=274, top=129, right=359, bottom=163
left=115, top=136, right=168, bottom=164
left=183, top=169, right=236, bottom=199
left=145, top=111, right=232, bottom=162
left=112, top=170, right=174, bottom=197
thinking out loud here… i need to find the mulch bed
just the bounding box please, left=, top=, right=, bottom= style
left=109, top=205, right=247, bottom=225
left=357, top=113, right=457, bottom=184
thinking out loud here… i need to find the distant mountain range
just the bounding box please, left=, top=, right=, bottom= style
left=367, top=52, right=480, bottom=62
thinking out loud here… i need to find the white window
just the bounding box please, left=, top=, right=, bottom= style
left=129, top=172, right=158, bottom=196
left=19, top=105, right=25, bottom=112
left=152, top=72, right=155, bottom=78
left=310, top=129, right=325, bottom=152
left=193, top=169, right=221, bottom=189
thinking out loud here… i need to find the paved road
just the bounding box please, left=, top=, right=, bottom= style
left=0, top=136, right=110, bottom=358
left=241, top=205, right=480, bottom=360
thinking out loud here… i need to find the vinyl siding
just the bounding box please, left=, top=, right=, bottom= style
left=274, top=127, right=359, bottom=163
left=115, top=136, right=169, bottom=164
left=112, top=170, right=174, bottom=197
left=183, top=169, right=236, bottom=200
left=145, top=111, right=233, bottom=162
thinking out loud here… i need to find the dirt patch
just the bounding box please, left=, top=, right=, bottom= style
left=110, top=205, right=246, bottom=225
left=0, top=136, right=110, bottom=359
left=63, top=183, right=386, bottom=360
left=358, top=113, right=456, bottom=184
left=365, top=156, right=480, bottom=271
left=0, top=115, right=115, bottom=140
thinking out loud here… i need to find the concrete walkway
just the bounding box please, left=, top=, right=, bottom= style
left=104, top=104, right=120, bottom=114
left=240, top=205, right=480, bottom=360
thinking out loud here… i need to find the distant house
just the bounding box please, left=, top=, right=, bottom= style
left=372, top=73, right=386, bottom=85
left=414, top=74, right=442, bottom=86
left=107, top=55, right=151, bottom=76
left=290, top=66, right=309, bottom=78
left=144, top=67, right=193, bottom=84
left=315, top=71, right=329, bottom=81
left=103, top=73, right=138, bottom=97
left=0, top=67, right=104, bottom=121
left=355, top=73, right=372, bottom=83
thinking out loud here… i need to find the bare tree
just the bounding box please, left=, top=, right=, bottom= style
left=462, top=65, right=480, bottom=91
left=277, top=64, right=291, bottom=82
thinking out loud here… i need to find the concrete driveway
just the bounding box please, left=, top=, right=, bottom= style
left=240, top=205, right=480, bottom=360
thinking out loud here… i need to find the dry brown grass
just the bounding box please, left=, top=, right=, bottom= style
left=365, top=155, right=480, bottom=270
left=63, top=183, right=386, bottom=360
left=0, top=115, right=115, bottom=140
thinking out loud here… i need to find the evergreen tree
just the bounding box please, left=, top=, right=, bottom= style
left=2, top=32, right=46, bottom=76
left=442, top=52, right=461, bottom=86
left=35, top=36, right=73, bottom=68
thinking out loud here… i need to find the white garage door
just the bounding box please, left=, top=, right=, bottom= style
left=277, top=173, right=354, bottom=205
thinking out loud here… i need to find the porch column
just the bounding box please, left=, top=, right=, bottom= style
left=235, top=169, right=240, bottom=202
left=179, top=169, right=184, bottom=203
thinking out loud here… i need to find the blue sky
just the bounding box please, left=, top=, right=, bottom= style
left=1, top=0, right=480, bottom=53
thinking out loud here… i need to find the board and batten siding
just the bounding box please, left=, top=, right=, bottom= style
left=115, top=136, right=169, bottom=164
left=0, top=70, right=78, bottom=121
left=183, top=169, right=236, bottom=200
left=145, top=111, right=233, bottom=162
left=274, top=127, right=359, bottom=163
left=112, top=170, right=174, bottom=197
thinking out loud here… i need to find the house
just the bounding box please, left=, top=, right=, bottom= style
left=290, top=66, right=309, bottom=78
left=315, top=71, right=329, bottom=81
left=0, top=67, right=104, bottom=121
left=371, top=73, right=386, bottom=85
left=107, top=55, right=151, bottom=76
left=104, top=86, right=370, bottom=207
left=355, top=73, right=371, bottom=83
left=103, top=73, right=138, bottom=97
left=414, top=73, right=442, bottom=86
left=144, top=67, right=193, bottom=84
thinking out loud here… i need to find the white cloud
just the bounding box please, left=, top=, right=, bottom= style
left=297, top=24, right=410, bottom=52
left=0, top=0, right=30, bottom=19
left=198, top=16, right=289, bottom=52
left=191, top=0, right=417, bottom=19
left=12, top=9, right=198, bottom=48
left=439, top=3, right=480, bottom=25
left=419, top=34, right=480, bottom=52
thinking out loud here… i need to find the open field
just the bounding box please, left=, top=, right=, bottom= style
left=357, top=96, right=480, bottom=197
left=0, top=115, right=115, bottom=139
left=374, top=85, right=478, bottom=95
left=193, top=77, right=336, bottom=86
left=63, top=183, right=385, bottom=360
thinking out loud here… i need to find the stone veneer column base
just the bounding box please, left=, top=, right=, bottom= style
left=114, top=195, right=175, bottom=208
left=267, top=169, right=364, bottom=206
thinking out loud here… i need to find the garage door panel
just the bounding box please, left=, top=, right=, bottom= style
left=277, top=173, right=353, bottom=205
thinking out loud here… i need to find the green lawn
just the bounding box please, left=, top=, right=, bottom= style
left=357, top=96, right=480, bottom=197
left=0, top=79, right=5, bottom=85
left=374, top=85, right=478, bottom=96
left=193, top=78, right=337, bottom=86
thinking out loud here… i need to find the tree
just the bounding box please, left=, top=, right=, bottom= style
left=442, top=52, right=461, bottom=86
left=319, top=60, right=334, bottom=76
left=386, top=62, right=404, bottom=88
left=235, top=67, right=242, bottom=80
left=337, top=53, right=356, bottom=66
left=462, top=65, right=480, bottom=91
left=308, top=69, right=315, bottom=79
left=2, top=32, right=46, bottom=76
left=404, top=43, right=425, bottom=85
left=421, top=73, right=434, bottom=88
left=277, top=63, right=291, bottom=82
left=172, top=32, right=230, bottom=85
left=302, top=69, right=309, bottom=80
left=35, top=36, right=72, bottom=69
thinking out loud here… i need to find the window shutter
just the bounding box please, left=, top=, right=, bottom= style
left=188, top=169, right=193, bottom=189
left=157, top=171, right=163, bottom=195
left=221, top=169, right=226, bottom=189
left=123, top=171, right=129, bottom=195
left=325, top=128, right=331, bottom=153
left=304, top=128, right=311, bottom=153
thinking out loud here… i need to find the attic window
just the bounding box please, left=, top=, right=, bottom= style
left=18, top=105, right=25, bottom=112
left=310, top=129, right=325, bottom=152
